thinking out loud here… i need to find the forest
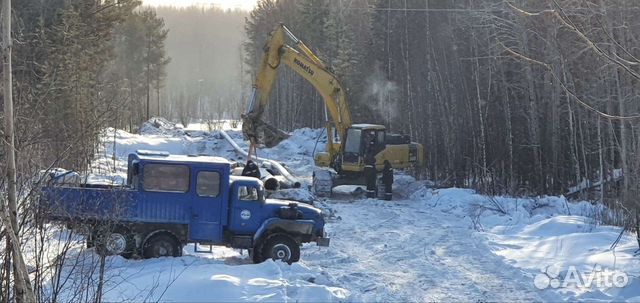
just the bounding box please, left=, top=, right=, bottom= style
left=6, top=0, right=169, bottom=170
left=244, top=0, right=640, bottom=214
left=6, top=0, right=638, bottom=209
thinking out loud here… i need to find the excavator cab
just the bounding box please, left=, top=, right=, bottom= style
left=313, top=124, right=386, bottom=172
left=342, top=124, right=386, bottom=170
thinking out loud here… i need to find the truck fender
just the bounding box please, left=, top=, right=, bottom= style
left=253, top=218, right=315, bottom=245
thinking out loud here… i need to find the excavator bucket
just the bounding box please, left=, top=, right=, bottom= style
left=242, top=114, right=289, bottom=148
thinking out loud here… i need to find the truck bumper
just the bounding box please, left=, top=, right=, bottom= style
left=316, top=237, right=330, bottom=247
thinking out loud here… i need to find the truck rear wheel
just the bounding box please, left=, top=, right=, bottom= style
left=143, top=233, right=182, bottom=259
left=95, top=228, right=136, bottom=258
left=261, top=234, right=300, bottom=264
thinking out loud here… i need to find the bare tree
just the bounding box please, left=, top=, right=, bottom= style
left=2, top=0, right=35, bottom=300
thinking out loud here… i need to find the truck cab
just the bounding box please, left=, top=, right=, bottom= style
left=41, top=150, right=329, bottom=264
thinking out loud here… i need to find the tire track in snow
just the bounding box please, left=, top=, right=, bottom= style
left=302, top=199, right=560, bottom=302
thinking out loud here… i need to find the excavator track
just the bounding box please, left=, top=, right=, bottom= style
left=312, top=169, right=333, bottom=197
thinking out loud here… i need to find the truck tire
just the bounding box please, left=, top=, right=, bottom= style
left=261, top=233, right=300, bottom=264
left=143, top=233, right=182, bottom=259
left=95, top=228, right=136, bottom=258
left=248, top=248, right=263, bottom=264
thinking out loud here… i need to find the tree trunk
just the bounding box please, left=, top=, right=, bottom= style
left=402, top=0, right=415, bottom=139
left=146, top=34, right=152, bottom=121
left=598, top=116, right=605, bottom=205
left=500, top=65, right=515, bottom=194
left=156, top=68, right=161, bottom=117
left=519, top=22, right=543, bottom=193
left=3, top=238, right=10, bottom=302
left=2, top=0, right=36, bottom=300
left=635, top=209, right=639, bottom=250
left=0, top=0, right=35, bottom=302
left=614, top=68, right=630, bottom=202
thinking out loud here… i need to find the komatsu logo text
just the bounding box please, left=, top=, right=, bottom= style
left=294, top=58, right=315, bottom=76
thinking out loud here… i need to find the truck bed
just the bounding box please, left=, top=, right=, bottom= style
left=41, top=185, right=192, bottom=224
left=41, top=186, right=138, bottom=222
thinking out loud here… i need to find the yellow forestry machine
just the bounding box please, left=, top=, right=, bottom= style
left=242, top=24, right=424, bottom=196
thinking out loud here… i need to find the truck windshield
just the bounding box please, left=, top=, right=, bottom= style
left=344, top=129, right=361, bottom=154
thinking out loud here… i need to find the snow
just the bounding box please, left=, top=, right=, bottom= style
left=100, top=255, right=350, bottom=302
left=268, top=188, right=316, bottom=204
left=39, top=118, right=639, bottom=302
left=485, top=215, right=640, bottom=301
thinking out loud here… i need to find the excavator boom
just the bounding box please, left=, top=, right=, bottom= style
left=242, top=24, right=351, bottom=157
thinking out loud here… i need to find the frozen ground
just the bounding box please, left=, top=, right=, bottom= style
left=42, top=118, right=640, bottom=302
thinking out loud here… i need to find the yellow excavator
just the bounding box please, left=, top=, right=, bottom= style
left=242, top=24, right=424, bottom=196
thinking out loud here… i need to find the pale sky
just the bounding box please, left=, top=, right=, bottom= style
left=143, top=0, right=258, bottom=11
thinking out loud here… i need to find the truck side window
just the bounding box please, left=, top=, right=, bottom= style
left=238, top=186, right=258, bottom=201
left=196, top=171, right=220, bottom=197
left=143, top=164, right=189, bottom=193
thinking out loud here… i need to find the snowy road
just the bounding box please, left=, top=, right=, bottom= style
left=303, top=198, right=556, bottom=302
left=64, top=121, right=638, bottom=302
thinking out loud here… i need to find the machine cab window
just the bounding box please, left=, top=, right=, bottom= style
left=196, top=171, right=220, bottom=197
left=377, top=131, right=385, bottom=146
left=345, top=127, right=386, bottom=156
left=143, top=164, right=190, bottom=193
left=238, top=185, right=259, bottom=201
left=362, top=129, right=386, bottom=157
left=344, top=128, right=362, bottom=154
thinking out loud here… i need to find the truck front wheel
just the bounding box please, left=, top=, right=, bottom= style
left=143, top=233, right=182, bottom=258
left=261, top=234, right=300, bottom=264
left=248, top=248, right=263, bottom=264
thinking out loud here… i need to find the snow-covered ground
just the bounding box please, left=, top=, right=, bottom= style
left=41, top=118, right=640, bottom=302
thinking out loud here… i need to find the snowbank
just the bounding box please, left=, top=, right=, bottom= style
left=415, top=187, right=640, bottom=301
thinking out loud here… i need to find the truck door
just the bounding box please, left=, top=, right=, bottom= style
left=189, top=169, right=224, bottom=243
left=229, top=182, right=264, bottom=234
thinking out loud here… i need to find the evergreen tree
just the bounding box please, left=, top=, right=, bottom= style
left=111, top=9, right=170, bottom=129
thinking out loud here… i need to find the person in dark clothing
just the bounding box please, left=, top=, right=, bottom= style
left=364, top=153, right=377, bottom=198
left=382, top=160, right=393, bottom=201
left=242, top=160, right=261, bottom=179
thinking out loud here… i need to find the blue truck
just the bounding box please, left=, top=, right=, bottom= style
left=40, top=150, right=329, bottom=264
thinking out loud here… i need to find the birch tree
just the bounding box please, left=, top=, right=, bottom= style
left=2, top=0, right=35, bottom=300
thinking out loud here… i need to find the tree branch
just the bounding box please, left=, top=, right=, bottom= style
left=500, top=42, right=640, bottom=121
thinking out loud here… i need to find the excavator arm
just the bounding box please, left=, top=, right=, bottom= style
left=242, top=24, right=351, bottom=157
